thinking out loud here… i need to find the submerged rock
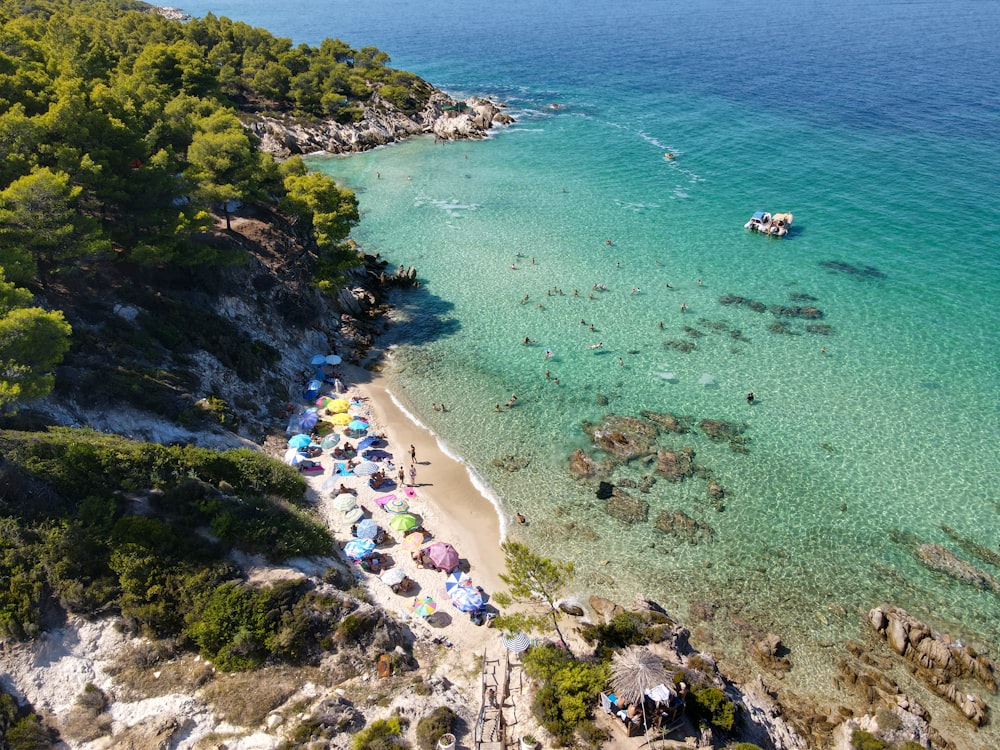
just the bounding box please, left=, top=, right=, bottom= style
left=655, top=447, right=695, bottom=481
left=583, top=414, right=658, bottom=462
left=654, top=509, right=714, bottom=544
left=916, top=543, right=1000, bottom=595
left=568, top=448, right=610, bottom=479
left=698, top=419, right=747, bottom=444
left=640, top=409, right=693, bottom=434
left=605, top=487, right=649, bottom=525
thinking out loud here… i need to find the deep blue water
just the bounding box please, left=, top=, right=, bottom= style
left=177, top=0, right=1000, bottom=732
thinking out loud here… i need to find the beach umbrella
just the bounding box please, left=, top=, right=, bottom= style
left=298, top=408, right=320, bottom=431
left=344, top=537, right=376, bottom=561
left=610, top=647, right=671, bottom=709
left=412, top=596, right=437, bottom=618
left=326, top=354, right=342, bottom=365
left=401, top=531, right=426, bottom=551
left=330, top=413, right=352, bottom=426
left=321, top=433, right=340, bottom=449
left=381, top=568, right=406, bottom=587
left=450, top=585, right=483, bottom=613
left=283, top=447, right=306, bottom=466
left=303, top=379, right=322, bottom=401
left=347, top=419, right=369, bottom=432
left=356, top=436, right=379, bottom=451
left=332, top=493, right=358, bottom=511
left=310, top=354, right=328, bottom=365
left=500, top=632, right=532, bottom=653
left=341, top=506, right=365, bottom=525
left=353, top=461, right=381, bottom=476
left=425, top=542, right=460, bottom=573
left=327, top=398, right=350, bottom=414
left=389, top=513, right=418, bottom=532
left=445, top=571, right=473, bottom=594
left=363, top=449, right=392, bottom=461
left=385, top=496, right=410, bottom=514
left=287, top=434, right=311, bottom=449
left=355, top=518, right=379, bottom=539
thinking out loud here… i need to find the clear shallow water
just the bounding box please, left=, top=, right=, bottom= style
left=179, top=0, right=1000, bottom=727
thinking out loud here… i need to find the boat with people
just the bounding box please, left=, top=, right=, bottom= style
left=744, top=210, right=793, bottom=237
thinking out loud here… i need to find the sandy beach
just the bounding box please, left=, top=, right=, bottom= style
left=298, top=362, right=510, bottom=655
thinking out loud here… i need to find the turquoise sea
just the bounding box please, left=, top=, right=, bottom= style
left=179, top=0, right=1000, bottom=731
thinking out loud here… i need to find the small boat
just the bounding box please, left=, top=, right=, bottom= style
left=744, top=211, right=793, bottom=237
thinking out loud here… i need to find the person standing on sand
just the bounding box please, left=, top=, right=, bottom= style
left=410, top=444, right=416, bottom=462
left=409, top=463, right=417, bottom=486
left=398, top=467, right=405, bottom=485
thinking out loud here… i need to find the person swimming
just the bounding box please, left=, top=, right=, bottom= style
left=587, top=342, right=604, bottom=349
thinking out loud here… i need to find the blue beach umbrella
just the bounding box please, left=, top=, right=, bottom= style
left=344, top=537, right=376, bottom=561
left=326, top=354, right=342, bottom=365
left=347, top=419, right=369, bottom=432
left=445, top=571, right=472, bottom=594
left=298, top=408, right=320, bottom=431
left=357, top=436, right=379, bottom=451
left=287, top=434, right=311, bottom=449
left=310, top=354, right=327, bottom=365
left=450, top=585, right=484, bottom=613
left=355, top=518, right=379, bottom=539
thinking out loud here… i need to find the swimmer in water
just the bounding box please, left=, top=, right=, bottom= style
left=587, top=342, right=604, bottom=349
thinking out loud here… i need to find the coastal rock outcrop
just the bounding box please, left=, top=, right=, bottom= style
left=868, top=605, right=996, bottom=725
left=245, top=92, right=512, bottom=158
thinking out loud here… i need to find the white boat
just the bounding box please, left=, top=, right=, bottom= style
left=745, top=211, right=793, bottom=237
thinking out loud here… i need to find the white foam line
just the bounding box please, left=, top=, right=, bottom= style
left=385, top=388, right=509, bottom=542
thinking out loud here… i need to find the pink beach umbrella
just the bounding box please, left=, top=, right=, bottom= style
left=401, top=531, right=426, bottom=551
left=424, top=542, right=460, bottom=573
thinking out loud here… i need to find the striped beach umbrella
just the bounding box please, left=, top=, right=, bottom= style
left=332, top=493, right=358, bottom=511
left=353, top=461, right=381, bottom=476
left=500, top=632, right=532, bottom=653
left=412, top=596, right=437, bottom=618
left=341, top=506, right=364, bottom=525
left=450, top=585, right=483, bottom=613
left=385, top=496, right=410, bottom=514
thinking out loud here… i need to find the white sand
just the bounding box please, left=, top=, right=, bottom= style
left=301, top=364, right=511, bottom=653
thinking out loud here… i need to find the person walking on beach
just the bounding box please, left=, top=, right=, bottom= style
left=410, top=444, right=416, bottom=462
left=408, top=463, right=417, bottom=486
left=397, top=467, right=405, bottom=485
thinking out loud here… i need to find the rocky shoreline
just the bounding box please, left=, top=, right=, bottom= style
left=244, top=91, right=514, bottom=159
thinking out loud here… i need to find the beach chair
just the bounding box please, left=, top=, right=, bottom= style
left=599, top=692, right=617, bottom=715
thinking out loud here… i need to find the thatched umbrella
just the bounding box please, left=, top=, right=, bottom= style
left=609, top=647, right=670, bottom=734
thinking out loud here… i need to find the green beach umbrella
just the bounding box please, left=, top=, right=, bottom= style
left=389, top=513, right=418, bottom=532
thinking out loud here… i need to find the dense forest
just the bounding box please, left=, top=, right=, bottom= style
left=0, top=0, right=436, bottom=724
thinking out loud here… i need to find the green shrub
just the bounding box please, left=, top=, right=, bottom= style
left=522, top=645, right=608, bottom=746
left=416, top=706, right=456, bottom=750
left=729, top=744, right=765, bottom=750
left=580, top=611, right=649, bottom=653
left=690, top=686, right=734, bottom=732
left=850, top=731, right=889, bottom=750
left=351, top=716, right=409, bottom=750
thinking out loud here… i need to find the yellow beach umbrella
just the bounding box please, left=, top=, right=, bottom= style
left=327, top=398, right=350, bottom=414
left=329, top=412, right=352, bottom=426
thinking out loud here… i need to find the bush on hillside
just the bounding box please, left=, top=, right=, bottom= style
left=416, top=706, right=457, bottom=750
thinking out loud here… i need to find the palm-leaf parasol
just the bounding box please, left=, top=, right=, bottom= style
left=609, top=647, right=670, bottom=733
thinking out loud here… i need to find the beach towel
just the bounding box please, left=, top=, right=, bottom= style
left=335, top=462, right=354, bottom=476
left=403, top=487, right=417, bottom=499
left=374, top=493, right=396, bottom=508
left=300, top=464, right=324, bottom=474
